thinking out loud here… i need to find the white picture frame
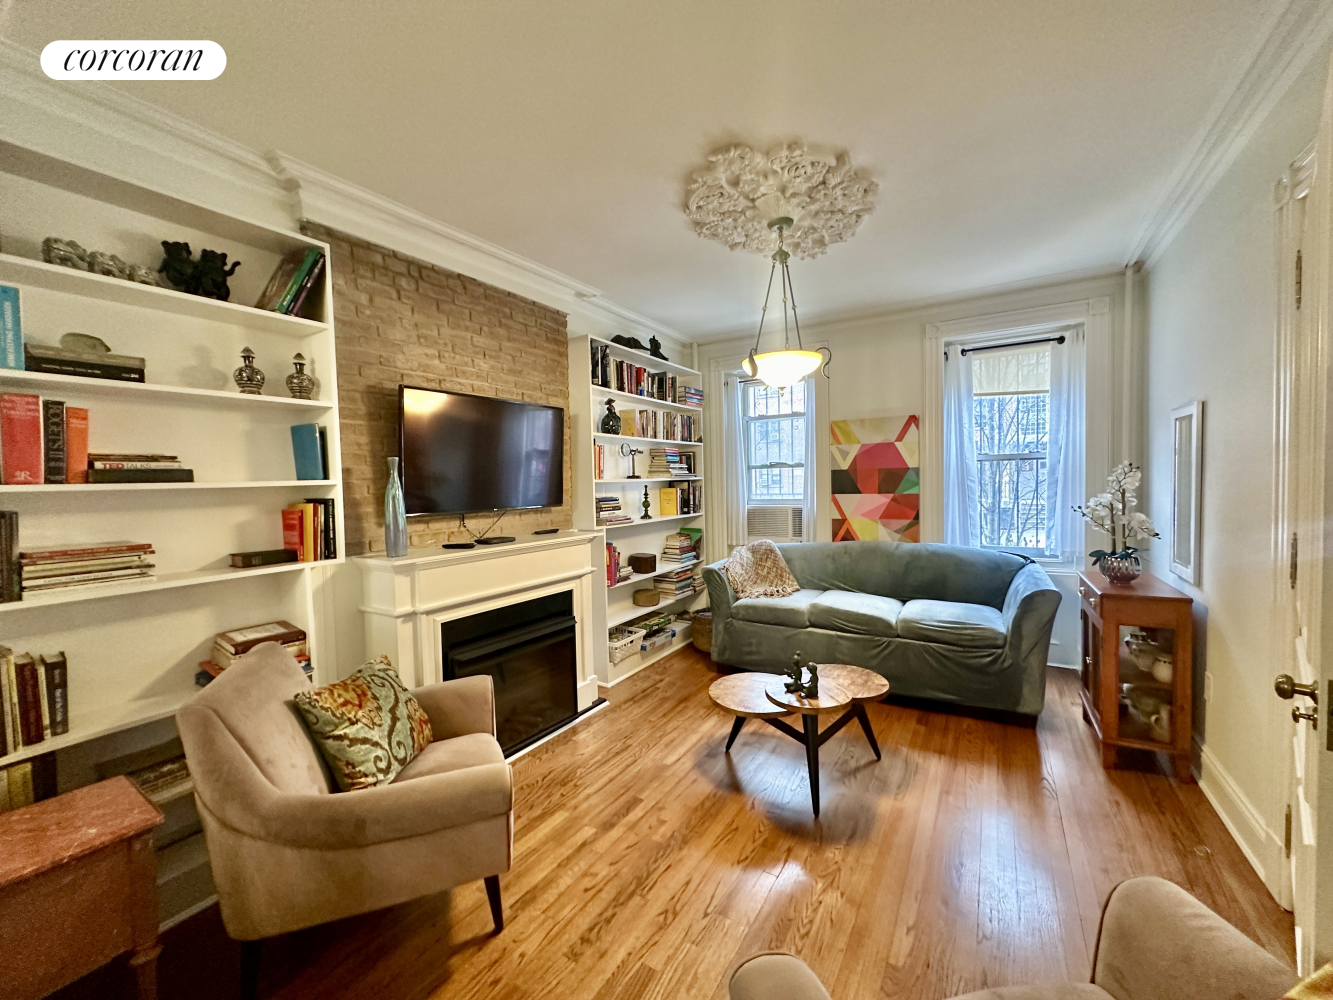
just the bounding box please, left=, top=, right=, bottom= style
left=1170, top=401, right=1203, bottom=585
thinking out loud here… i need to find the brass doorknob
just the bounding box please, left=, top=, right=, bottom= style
left=1275, top=674, right=1318, bottom=702
left=1293, top=707, right=1319, bottom=729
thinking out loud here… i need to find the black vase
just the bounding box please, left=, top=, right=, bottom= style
left=600, top=399, right=621, bottom=434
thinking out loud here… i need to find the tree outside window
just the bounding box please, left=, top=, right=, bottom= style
left=973, top=347, right=1050, bottom=554
left=744, top=380, right=807, bottom=504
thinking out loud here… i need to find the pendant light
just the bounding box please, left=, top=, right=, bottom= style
left=742, top=217, right=831, bottom=390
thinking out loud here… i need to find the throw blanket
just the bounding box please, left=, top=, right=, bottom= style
left=725, top=539, right=800, bottom=599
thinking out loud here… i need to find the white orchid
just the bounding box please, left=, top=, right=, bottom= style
left=1074, top=461, right=1159, bottom=567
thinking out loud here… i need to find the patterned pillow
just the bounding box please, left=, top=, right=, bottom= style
left=292, top=655, right=433, bottom=791
left=725, top=539, right=800, bottom=599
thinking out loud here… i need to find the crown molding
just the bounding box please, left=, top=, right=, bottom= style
left=269, top=152, right=684, bottom=345
left=1127, top=0, right=1333, bottom=266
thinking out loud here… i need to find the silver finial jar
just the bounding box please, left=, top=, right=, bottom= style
left=285, top=353, right=315, bottom=399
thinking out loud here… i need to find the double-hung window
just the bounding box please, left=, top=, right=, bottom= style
left=972, top=346, right=1050, bottom=555
left=743, top=379, right=807, bottom=505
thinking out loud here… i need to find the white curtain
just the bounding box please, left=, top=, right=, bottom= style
left=941, top=344, right=979, bottom=546
left=1045, top=327, right=1086, bottom=561
left=721, top=373, right=749, bottom=554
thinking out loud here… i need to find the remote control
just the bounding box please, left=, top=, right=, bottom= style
left=533, top=528, right=559, bottom=535
left=475, top=536, right=517, bottom=545
left=441, top=542, right=476, bottom=549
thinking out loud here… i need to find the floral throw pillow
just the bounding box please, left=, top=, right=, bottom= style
left=292, top=655, right=433, bottom=791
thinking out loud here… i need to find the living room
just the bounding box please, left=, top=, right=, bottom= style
left=0, top=3, right=1330, bottom=999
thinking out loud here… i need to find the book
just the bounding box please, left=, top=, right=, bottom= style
left=229, top=548, right=299, bottom=568
left=212, top=638, right=307, bottom=671
left=282, top=508, right=304, bottom=559
left=255, top=247, right=316, bottom=311
left=87, top=468, right=194, bottom=483
left=2, top=647, right=16, bottom=752
left=41, top=398, right=65, bottom=485
left=0, top=646, right=10, bottom=755
left=290, top=423, right=325, bottom=480
left=13, top=654, right=42, bottom=746
left=0, top=512, right=17, bottom=603
left=277, top=247, right=323, bottom=314
left=35, top=659, right=49, bottom=739
left=22, top=344, right=145, bottom=382
left=2, top=762, right=33, bottom=811
left=0, top=393, right=42, bottom=484
left=22, top=567, right=154, bottom=589
left=287, top=254, right=326, bottom=316
left=299, top=502, right=317, bottom=561
left=64, top=407, right=88, bottom=484
left=23, top=555, right=152, bottom=577
left=318, top=426, right=330, bottom=478
left=20, top=541, right=153, bottom=562
left=38, top=653, right=68, bottom=737
left=90, top=461, right=181, bottom=470
left=0, top=285, right=22, bottom=370
left=215, top=620, right=305, bottom=656
left=87, top=453, right=178, bottom=462
left=306, top=497, right=337, bottom=559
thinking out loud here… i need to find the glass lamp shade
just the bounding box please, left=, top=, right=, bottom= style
left=743, top=349, right=823, bottom=389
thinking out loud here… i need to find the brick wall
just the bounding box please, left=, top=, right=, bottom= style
left=302, top=223, right=572, bottom=554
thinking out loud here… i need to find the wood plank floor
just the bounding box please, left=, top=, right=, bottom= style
left=56, top=648, right=1293, bottom=1000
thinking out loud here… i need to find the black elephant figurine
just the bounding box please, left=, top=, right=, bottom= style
left=159, top=241, right=241, bottom=300
left=611, top=334, right=647, bottom=351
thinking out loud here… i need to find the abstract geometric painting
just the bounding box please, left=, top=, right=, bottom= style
left=831, top=415, right=920, bottom=542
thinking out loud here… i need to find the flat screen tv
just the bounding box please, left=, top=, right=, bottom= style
left=398, top=385, right=564, bottom=516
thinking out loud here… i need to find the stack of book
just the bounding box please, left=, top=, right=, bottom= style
left=604, top=542, right=632, bottom=587
left=256, top=247, right=327, bottom=316
left=595, top=495, right=632, bottom=526
left=0, top=646, right=69, bottom=755
left=197, top=620, right=310, bottom=687
left=661, top=532, right=699, bottom=567
left=0, top=394, right=90, bottom=484
left=648, top=448, right=692, bottom=477
left=282, top=498, right=337, bottom=561
left=589, top=344, right=681, bottom=400
left=23, top=343, right=145, bottom=382
left=654, top=567, right=700, bottom=600
left=86, top=452, right=193, bottom=484
left=676, top=385, right=704, bottom=408
left=20, top=541, right=155, bottom=595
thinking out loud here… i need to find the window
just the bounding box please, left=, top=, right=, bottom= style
left=973, top=346, right=1050, bottom=554
left=743, top=380, right=807, bottom=504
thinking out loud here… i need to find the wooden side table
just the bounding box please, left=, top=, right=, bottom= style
left=1078, top=570, right=1195, bottom=780
left=0, top=775, right=164, bottom=1000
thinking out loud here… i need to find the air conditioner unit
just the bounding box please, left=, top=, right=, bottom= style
left=747, top=505, right=804, bottom=543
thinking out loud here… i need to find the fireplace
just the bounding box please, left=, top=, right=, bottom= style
left=440, top=592, right=579, bottom=756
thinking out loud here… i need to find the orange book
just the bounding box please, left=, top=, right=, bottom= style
left=64, top=408, right=88, bottom=484
left=282, top=506, right=305, bottom=560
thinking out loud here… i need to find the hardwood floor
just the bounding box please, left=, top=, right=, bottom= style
left=56, top=647, right=1293, bottom=1000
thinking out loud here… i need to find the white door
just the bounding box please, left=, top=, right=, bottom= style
left=1282, top=50, right=1333, bottom=975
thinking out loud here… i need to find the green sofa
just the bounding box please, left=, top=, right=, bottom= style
left=702, top=541, right=1062, bottom=718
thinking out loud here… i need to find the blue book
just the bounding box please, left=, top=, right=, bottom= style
left=0, top=285, right=22, bottom=370
left=290, top=423, right=325, bottom=481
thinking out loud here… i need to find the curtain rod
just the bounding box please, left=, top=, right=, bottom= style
left=958, top=334, right=1066, bottom=357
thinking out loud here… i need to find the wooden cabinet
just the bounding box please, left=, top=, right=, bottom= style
left=1078, top=570, right=1195, bottom=780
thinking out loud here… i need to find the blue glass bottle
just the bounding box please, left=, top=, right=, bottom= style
left=384, top=457, right=408, bottom=557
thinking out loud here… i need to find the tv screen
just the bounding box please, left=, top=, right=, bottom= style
left=398, top=385, right=564, bottom=515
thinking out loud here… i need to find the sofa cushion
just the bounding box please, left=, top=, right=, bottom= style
left=732, top=589, right=826, bottom=628
left=292, top=655, right=434, bottom=791
left=391, top=732, right=504, bottom=784
left=898, top=600, right=1006, bottom=649
left=808, top=591, right=905, bottom=638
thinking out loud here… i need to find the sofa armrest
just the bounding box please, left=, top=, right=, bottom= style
left=412, top=675, right=496, bottom=740
left=703, top=560, right=736, bottom=620
left=1092, top=877, right=1295, bottom=1000
left=1001, top=562, right=1062, bottom=659
left=730, top=953, right=831, bottom=1000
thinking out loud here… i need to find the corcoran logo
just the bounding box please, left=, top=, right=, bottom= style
left=40, top=40, right=226, bottom=80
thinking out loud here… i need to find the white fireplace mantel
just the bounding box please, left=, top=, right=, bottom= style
left=354, top=530, right=603, bottom=710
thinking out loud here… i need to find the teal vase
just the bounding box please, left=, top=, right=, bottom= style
left=384, top=457, right=408, bottom=557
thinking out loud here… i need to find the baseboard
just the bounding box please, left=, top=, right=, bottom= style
left=160, top=893, right=218, bottom=933
left=1197, top=743, right=1285, bottom=900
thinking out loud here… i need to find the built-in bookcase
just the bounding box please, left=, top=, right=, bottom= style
left=0, top=140, right=343, bottom=769
left=568, top=334, right=706, bottom=685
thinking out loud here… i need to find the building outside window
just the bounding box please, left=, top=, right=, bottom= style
left=743, top=379, right=808, bottom=505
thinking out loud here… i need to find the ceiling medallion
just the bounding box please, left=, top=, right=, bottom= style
left=684, top=141, right=878, bottom=259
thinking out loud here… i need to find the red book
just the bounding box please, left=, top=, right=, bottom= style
left=65, top=407, right=89, bottom=485
left=282, top=508, right=305, bottom=560
left=20, top=542, right=153, bottom=562
left=0, top=393, right=43, bottom=484
left=14, top=654, right=43, bottom=746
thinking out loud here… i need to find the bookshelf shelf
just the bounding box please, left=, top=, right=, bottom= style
left=590, top=386, right=702, bottom=415
left=588, top=335, right=700, bottom=379
left=0, top=560, right=335, bottom=612
left=0, top=480, right=336, bottom=493
left=599, top=512, right=703, bottom=532
left=607, top=563, right=698, bottom=590
left=0, top=253, right=328, bottom=338
left=0, top=368, right=335, bottom=409
left=593, top=432, right=702, bottom=447
left=0, top=690, right=191, bottom=768
left=595, top=476, right=702, bottom=484
left=607, top=589, right=705, bottom=628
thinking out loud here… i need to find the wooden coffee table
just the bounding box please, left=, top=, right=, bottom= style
left=708, top=664, right=889, bottom=816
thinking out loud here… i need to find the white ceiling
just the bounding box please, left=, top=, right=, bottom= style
left=4, top=1, right=1287, bottom=337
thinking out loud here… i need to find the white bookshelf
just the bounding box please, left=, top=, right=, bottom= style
left=0, top=138, right=344, bottom=767
left=569, top=335, right=707, bottom=685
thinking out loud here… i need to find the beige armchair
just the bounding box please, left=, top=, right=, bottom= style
left=730, top=877, right=1297, bottom=1000
left=177, top=642, right=513, bottom=999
